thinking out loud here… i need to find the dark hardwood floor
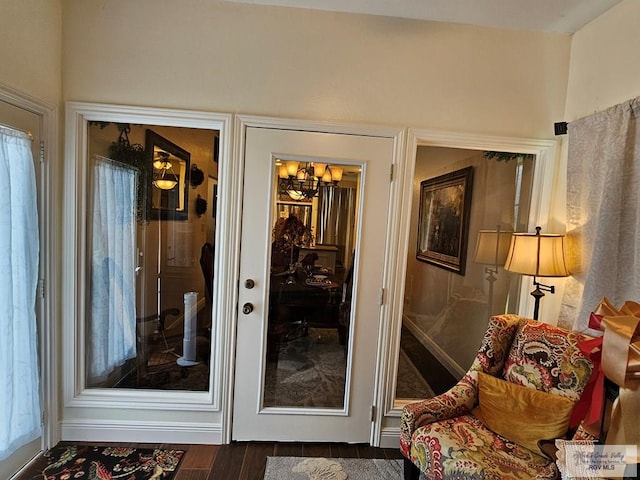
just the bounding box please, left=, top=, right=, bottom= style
left=16, top=441, right=404, bottom=480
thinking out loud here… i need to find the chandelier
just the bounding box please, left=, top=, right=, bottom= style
left=277, top=160, right=343, bottom=201
left=152, top=151, right=179, bottom=190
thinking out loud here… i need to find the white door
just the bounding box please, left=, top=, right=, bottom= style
left=0, top=101, right=44, bottom=479
left=233, top=125, right=394, bottom=442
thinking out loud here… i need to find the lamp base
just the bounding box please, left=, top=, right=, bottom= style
left=531, top=277, right=556, bottom=321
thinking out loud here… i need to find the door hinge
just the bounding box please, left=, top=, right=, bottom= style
left=39, top=140, right=45, bottom=163
left=41, top=409, right=47, bottom=426
left=38, top=278, right=45, bottom=299
left=379, top=288, right=385, bottom=306
left=390, top=164, right=394, bottom=181
left=370, top=405, right=376, bottom=422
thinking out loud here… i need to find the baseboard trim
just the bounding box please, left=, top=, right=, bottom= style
left=7, top=451, right=43, bottom=480
left=60, top=419, right=222, bottom=445
left=379, top=426, right=401, bottom=449
left=403, top=314, right=466, bottom=379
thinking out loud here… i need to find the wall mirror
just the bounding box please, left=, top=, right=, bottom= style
left=275, top=202, right=313, bottom=231
left=84, top=122, right=215, bottom=394
left=386, top=130, right=558, bottom=416
left=396, top=147, right=533, bottom=402
left=63, top=102, right=231, bottom=412
left=147, top=129, right=190, bottom=220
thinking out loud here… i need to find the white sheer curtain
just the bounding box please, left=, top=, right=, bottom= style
left=559, top=97, right=640, bottom=331
left=88, top=155, right=137, bottom=384
left=0, top=126, right=41, bottom=460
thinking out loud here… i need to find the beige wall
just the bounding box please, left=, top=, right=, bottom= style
left=565, top=0, right=640, bottom=120
left=0, top=0, right=62, bottom=104
left=62, top=0, right=570, bottom=139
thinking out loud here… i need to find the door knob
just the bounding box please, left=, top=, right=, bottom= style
left=244, top=279, right=255, bottom=289
left=242, top=303, right=254, bottom=315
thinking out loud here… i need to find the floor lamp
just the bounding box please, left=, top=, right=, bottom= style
left=473, top=226, right=513, bottom=316
left=504, top=226, right=570, bottom=321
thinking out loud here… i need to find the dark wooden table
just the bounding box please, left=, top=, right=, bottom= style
left=268, top=269, right=347, bottom=345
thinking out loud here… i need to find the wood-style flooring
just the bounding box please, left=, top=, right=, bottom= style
left=16, top=442, right=405, bottom=480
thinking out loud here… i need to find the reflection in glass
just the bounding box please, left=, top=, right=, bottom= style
left=147, top=129, right=190, bottom=220
left=395, top=148, right=534, bottom=401
left=263, top=160, right=359, bottom=408
left=85, top=122, right=218, bottom=391
left=87, top=157, right=138, bottom=384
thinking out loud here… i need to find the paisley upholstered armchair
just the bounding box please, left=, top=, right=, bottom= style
left=400, top=315, right=596, bottom=480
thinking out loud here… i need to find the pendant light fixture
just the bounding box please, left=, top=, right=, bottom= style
left=277, top=160, right=343, bottom=201
left=153, top=151, right=178, bottom=190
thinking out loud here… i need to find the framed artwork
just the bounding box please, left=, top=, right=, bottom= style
left=276, top=202, right=313, bottom=230
left=416, top=166, right=474, bottom=275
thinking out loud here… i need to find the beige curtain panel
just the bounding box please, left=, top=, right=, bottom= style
left=559, top=96, right=640, bottom=333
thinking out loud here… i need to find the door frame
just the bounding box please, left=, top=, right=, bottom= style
left=0, top=82, right=58, bottom=472
left=223, top=115, right=405, bottom=444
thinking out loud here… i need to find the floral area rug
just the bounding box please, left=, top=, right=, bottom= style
left=263, top=457, right=403, bottom=480
left=36, top=445, right=185, bottom=480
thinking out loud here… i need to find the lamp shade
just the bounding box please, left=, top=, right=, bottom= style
left=285, top=161, right=299, bottom=177
left=286, top=190, right=305, bottom=201
left=473, top=230, right=513, bottom=266
left=152, top=159, right=178, bottom=190
left=330, top=166, right=344, bottom=182
left=504, top=230, right=570, bottom=277
left=313, top=162, right=327, bottom=178
left=153, top=178, right=178, bottom=190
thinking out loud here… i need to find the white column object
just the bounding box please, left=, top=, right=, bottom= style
left=178, top=291, right=199, bottom=366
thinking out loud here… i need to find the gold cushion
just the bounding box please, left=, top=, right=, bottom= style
left=472, top=372, right=574, bottom=454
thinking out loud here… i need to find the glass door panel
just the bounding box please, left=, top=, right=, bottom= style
left=264, top=160, right=359, bottom=409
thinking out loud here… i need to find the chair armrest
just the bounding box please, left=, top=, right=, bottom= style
left=400, top=373, right=478, bottom=457
left=399, top=315, right=520, bottom=458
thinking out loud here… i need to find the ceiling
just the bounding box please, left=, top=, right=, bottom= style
left=224, top=0, right=622, bottom=33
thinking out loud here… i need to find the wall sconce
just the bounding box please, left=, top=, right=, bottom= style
left=153, top=151, right=178, bottom=190
left=504, top=226, right=570, bottom=320
left=195, top=194, right=207, bottom=217
left=473, top=226, right=513, bottom=316
left=190, top=164, right=204, bottom=188
left=277, top=160, right=343, bottom=201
